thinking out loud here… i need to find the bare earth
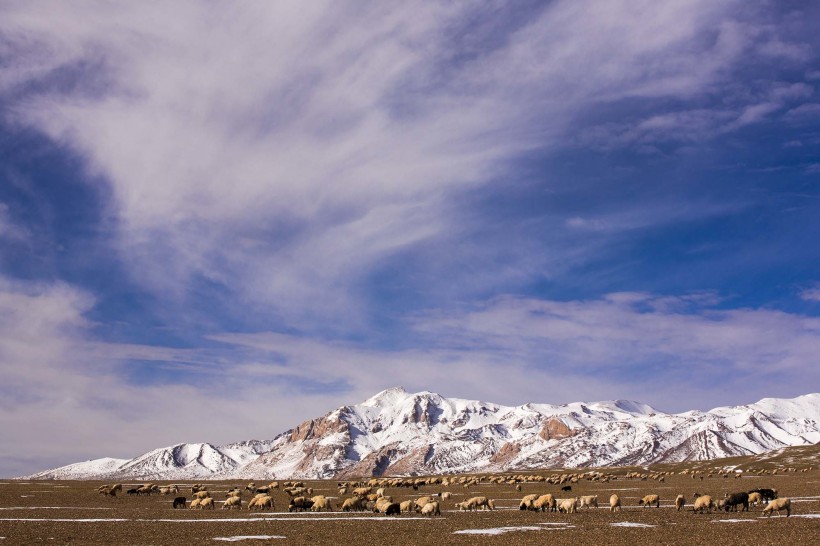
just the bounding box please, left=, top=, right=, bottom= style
left=1, top=463, right=818, bottom=545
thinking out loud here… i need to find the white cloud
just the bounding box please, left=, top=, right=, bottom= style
left=0, top=0, right=773, bottom=329
left=801, top=285, right=820, bottom=302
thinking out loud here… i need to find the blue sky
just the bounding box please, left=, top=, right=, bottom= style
left=1, top=0, right=819, bottom=477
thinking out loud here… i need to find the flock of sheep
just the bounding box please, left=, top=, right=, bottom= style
left=93, top=466, right=800, bottom=519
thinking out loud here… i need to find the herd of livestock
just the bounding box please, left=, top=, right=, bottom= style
left=94, top=467, right=801, bottom=518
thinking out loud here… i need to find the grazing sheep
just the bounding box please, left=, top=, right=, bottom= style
left=126, top=488, right=138, bottom=496
left=440, top=492, right=452, bottom=500
left=172, top=496, right=186, bottom=509
left=692, top=493, right=715, bottom=514
left=749, top=488, right=777, bottom=502
left=245, top=482, right=256, bottom=491
left=638, top=494, right=660, bottom=508
left=519, top=493, right=539, bottom=510
left=382, top=502, right=401, bottom=515
left=288, top=497, right=314, bottom=512
left=561, top=485, right=572, bottom=492
left=353, top=487, right=371, bottom=498
left=222, top=496, right=242, bottom=510
left=762, top=498, right=790, bottom=517
left=675, top=494, right=685, bottom=511
left=341, top=497, right=365, bottom=512
left=723, top=492, right=749, bottom=512
left=557, top=498, right=578, bottom=514
left=414, top=496, right=434, bottom=511
left=338, top=487, right=348, bottom=495
left=249, top=495, right=273, bottom=511
left=579, top=495, right=598, bottom=509
left=189, top=498, right=201, bottom=509
left=399, top=500, right=416, bottom=513
left=460, top=496, right=493, bottom=511
left=534, top=494, right=556, bottom=512
left=747, top=491, right=762, bottom=507
left=193, top=491, right=211, bottom=500
left=609, top=494, right=621, bottom=512
left=310, top=495, right=333, bottom=512
left=200, top=497, right=215, bottom=510
left=421, top=501, right=441, bottom=517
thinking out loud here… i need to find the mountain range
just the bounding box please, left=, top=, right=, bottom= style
left=24, top=387, right=820, bottom=480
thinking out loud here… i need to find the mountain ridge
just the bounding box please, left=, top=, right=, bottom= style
left=23, top=389, right=820, bottom=480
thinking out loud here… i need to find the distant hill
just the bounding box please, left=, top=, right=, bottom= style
left=24, top=388, right=820, bottom=480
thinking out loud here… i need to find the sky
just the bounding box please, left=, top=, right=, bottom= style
left=1, top=0, right=819, bottom=477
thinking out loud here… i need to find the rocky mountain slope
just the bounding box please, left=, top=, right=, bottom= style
left=25, top=388, right=820, bottom=480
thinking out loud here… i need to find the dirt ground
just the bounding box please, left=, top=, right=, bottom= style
left=1, top=468, right=817, bottom=545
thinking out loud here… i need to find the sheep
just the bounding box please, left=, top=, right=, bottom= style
left=310, top=495, right=333, bottom=512
left=675, top=494, right=685, bottom=511
left=382, top=502, right=401, bottom=515
left=561, top=485, right=572, bottom=492
left=245, top=482, right=256, bottom=492
left=341, top=497, right=366, bottom=512
left=609, top=494, right=621, bottom=512
left=248, top=495, right=273, bottom=511
left=747, top=491, right=762, bottom=507
left=579, top=495, right=598, bottom=510
left=519, top=493, right=539, bottom=510
left=353, top=487, right=371, bottom=498
left=399, top=500, right=416, bottom=513
left=200, top=497, right=215, bottom=510
left=762, top=498, right=790, bottom=517
left=376, top=488, right=386, bottom=498
left=189, top=498, right=201, bottom=509
left=338, top=487, right=348, bottom=495
left=126, top=488, right=138, bottom=496
left=723, top=492, right=749, bottom=512
left=288, top=497, right=314, bottom=512
left=440, top=492, right=452, bottom=500
left=193, top=491, right=211, bottom=500
left=749, top=487, right=777, bottom=502
left=173, top=496, right=186, bottom=509
left=421, top=501, right=441, bottom=517
left=460, top=496, right=493, bottom=511
left=108, top=484, right=122, bottom=496
left=533, top=494, right=556, bottom=512
left=691, top=493, right=715, bottom=514
left=557, top=497, right=578, bottom=514
left=222, top=496, right=242, bottom=510
left=638, top=494, right=660, bottom=508
left=414, top=496, right=434, bottom=511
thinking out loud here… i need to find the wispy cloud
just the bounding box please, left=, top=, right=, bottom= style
left=2, top=0, right=794, bottom=330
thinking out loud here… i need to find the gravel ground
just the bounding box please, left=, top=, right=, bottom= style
left=1, top=470, right=817, bottom=545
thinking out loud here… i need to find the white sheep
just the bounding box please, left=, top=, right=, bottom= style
left=675, top=494, right=685, bottom=511
left=310, top=495, right=333, bottom=512
left=421, top=501, right=441, bottom=517
left=638, top=494, right=660, bottom=507
left=199, top=497, right=215, bottom=510
left=222, top=496, right=242, bottom=510
left=557, top=497, right=578, bottom=513
left=747, top=491, right=762, bottom=507
left=579, top=495, right=598, bottom=509
left=609, top=494, right=621, bottom=512
left=692, top=493, right=715, bottom=513
left=534, top=494, right=556, bottom=512
left=762, top=498, right=790, bottom=517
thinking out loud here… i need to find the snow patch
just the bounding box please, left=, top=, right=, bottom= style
left=713, top=519, right=756, bottom=523
left=610, top=522, right=656, bottom=528
left=213, top=536, right=286, bottom=542
left=454, top=526, right=543, bottom=535
left=791, top=514, right=820, bottom=519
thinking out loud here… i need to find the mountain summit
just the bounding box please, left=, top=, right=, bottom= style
left=25, top=390, right=820, bottom=480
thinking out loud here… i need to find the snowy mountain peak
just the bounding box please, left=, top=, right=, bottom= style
left=24, top=390, right=820, bottom=480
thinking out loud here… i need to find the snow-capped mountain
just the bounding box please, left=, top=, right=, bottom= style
left=25, top=388, right=820, bottom=480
